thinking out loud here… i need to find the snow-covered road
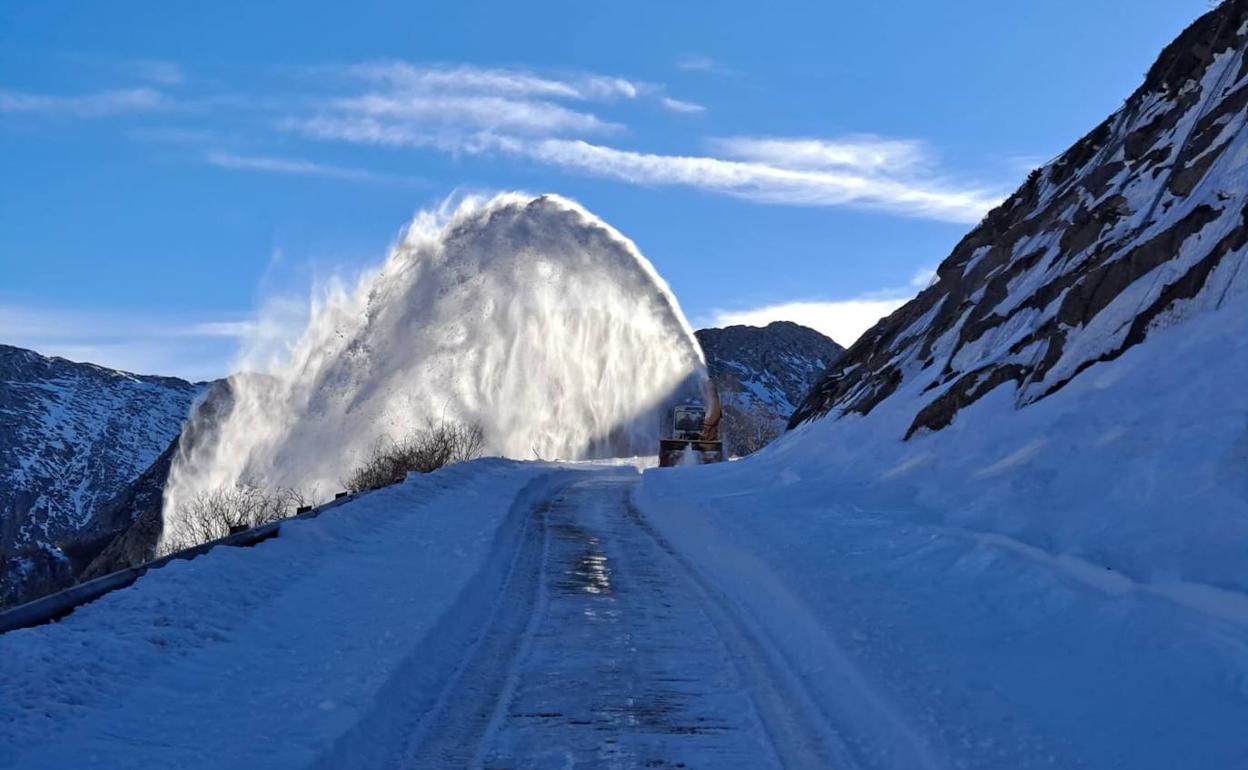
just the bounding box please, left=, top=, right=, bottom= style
left=1, top=463, right=851, bottom=769
left=3, top=459, right=1246, bottom=769
left=315, top=474, right=855, bottom=768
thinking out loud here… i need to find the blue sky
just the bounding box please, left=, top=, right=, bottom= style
left=0, top=0, right=1211, bottom=379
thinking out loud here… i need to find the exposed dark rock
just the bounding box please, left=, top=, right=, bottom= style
left=697, top=322, right=844, bottom=414
left=695, top=322, right=844, bottom=456
left=82, top=380, right=236, bottom=581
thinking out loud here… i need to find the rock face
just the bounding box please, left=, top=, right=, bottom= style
left=696, top=322, right=844, bottom=454
left=0, top=345, right=203, bottom=606
left=81, top=380, right=236, bottom=581
left=792, top=0, right=1248, bottom=436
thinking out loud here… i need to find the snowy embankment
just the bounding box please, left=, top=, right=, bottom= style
left=634, top=291, right=1248, bottom=769
left=0, top=460, right=569, bottom=769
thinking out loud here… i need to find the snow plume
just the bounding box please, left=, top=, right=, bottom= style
left=161, top=193, right=705, bottom=543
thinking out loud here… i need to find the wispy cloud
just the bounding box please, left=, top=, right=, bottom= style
left=341, top=62, right=642, bottom=101
left=119, top=58, right=185, bottom=87
left=286, top=115, right=999, bottom=222
left=206, top=151, right=425, bottom=187
left=676, top=55, right=719, bottom=73
left=493, top=137, right=999, bottom=223
left=130, top=126, right=219, bottom=145
left=331, top=92, right=616, bottom=135
left=0, top=304, right=248, bottom=380
left=711, top=268, right=938, bottom=346
left=709, top=135, right=929, bottom=172
left=286, top=63, right=1002, bottom=223
left=0, top=87, right=168, bottom=117
left=60, top=53, right=186, bottom=86
left=3, top=57, right=1008, bottom=220
left=661, top=96, right=706, bottom=114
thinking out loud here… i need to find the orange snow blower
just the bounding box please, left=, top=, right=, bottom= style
left=658, top=378, right=725, bottom=467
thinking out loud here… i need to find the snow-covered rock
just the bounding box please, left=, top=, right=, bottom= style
left=0, top=345, right=202, bottom=606
left=696, top=321, right=844, bottom=420
left=695, top=322, right=844, bottom=455
left=792, top=1, right=1248, bottom=435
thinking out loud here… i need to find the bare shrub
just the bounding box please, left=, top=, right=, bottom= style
left=344, top=419, right=486, bottom=493
left=168, top=485, right=308, bottom=552
left=722, top=401, right=784, bottom=457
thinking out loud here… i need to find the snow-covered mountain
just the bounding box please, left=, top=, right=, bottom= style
left=772, top=1, right=1248, bottom=594
left=792, top=2, right=1248, bottom=434
left=0, top=345, right=202, bottom=606
left=696, top=321, right=844, bottom=420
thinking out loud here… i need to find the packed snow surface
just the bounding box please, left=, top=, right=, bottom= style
left=162, top=194, right=705, bottom=542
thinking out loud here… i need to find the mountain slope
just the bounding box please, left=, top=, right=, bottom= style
left=0, top=345, right=202, bottom=605
left=696, top=321, right=844, bottom=421
left=792, top=0, right=1248, bottom=435
left=762, top=1, right=1248, bottom=595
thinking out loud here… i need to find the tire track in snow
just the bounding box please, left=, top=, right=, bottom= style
left=324, top=470, right=923, bottom=769
left=626, top=493, right=945, bottom=770
left=479, top=476, right=788, bottom=768
left=308, top=471, right=571, bottom=770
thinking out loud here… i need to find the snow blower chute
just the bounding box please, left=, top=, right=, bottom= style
left=658, top=378, right=725, bottom=467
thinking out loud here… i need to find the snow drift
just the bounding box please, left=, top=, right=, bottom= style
left=162, top=194, right=705, bottom=541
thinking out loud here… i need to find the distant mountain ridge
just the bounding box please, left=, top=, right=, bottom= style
left=0, top=345, right=202, bottom=606
left=697, top=321, right=844, bottom=420
left=695, top=321, right=844, bottom=455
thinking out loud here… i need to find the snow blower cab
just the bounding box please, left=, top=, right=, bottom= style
left=658, top=379, right=725, bottom=467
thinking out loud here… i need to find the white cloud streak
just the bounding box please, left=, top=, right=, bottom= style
left=496, top=137, right=1000, bottom=223
left=288, top=121, right=998, bottom=222
left=122, top=59, right=185, bottom=86
left=287, top=64, right=1001, bottom=223
left=333, top=92, right=616, bottom=135
left=3, top=58, right=1007, bottom=221
left=342, top=62, right=642, bottom=100
left=0, top=87, right=167, bottom=117
left=661, top=96, right=706, bottom=114
left=206, top=151, right=424, bottom=187
left=709, top=135, right=929, bottom=172
left=676, top=55, right=718, bottom=73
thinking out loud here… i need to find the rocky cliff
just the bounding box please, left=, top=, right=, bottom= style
left=792, top=1, right=1248, bottom=436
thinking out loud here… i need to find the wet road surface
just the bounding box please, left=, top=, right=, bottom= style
left=478, top=477, right=783, bottom=769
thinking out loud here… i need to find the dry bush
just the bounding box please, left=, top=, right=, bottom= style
left=169, top=485, right=308, bottom=551
left=722, top=401, right=785, bottom=457
left=344, top=419, right=486, bottom=493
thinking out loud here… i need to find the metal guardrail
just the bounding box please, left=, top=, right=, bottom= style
left=0, top=491, right=360, bottom=636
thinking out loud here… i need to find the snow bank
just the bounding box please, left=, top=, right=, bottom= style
left=634, top=467, right=1248, bottom=769
left=759, top=288, right=1248, bottom=592
left=163, top=194, right=705, bottom=543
